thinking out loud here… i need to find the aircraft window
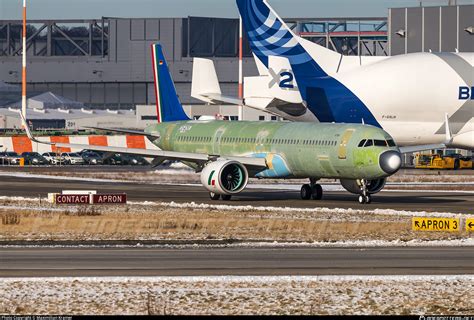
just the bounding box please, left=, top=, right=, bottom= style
left=365, top=140, right=373, bottom=147
left=374, top=140, right=387, bottom=147
left=358, top=140, right=366, bottom=147
left=387, top=139, right=396, bottom=147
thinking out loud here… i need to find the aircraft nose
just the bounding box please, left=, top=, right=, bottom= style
left=379, top=150, right=402, bottom=175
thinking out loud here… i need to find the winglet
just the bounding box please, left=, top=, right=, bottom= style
left=444, top=113, right=453, bottom=144
left=21, top=112, right=53, bottom=145
left=20, top=111, right=34, bottom=141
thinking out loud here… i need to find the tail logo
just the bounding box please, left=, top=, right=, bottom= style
left=238, top=0, right=314, bottom=67
left=268, top=68, right=296, bottom=90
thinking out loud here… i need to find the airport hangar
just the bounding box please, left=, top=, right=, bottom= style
left=0, top=4, right=472, bottom=151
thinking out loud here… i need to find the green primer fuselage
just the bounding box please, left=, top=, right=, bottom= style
left=145, top=120, right=399, bottom=180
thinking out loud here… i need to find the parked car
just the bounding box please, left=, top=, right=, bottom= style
left=21, top=152, right=48, bottom=165
left=127, top=155, right=149, bottom=166
left=102, top=153, right=149, bottom=166
left=0, top=152, right=21, bottom=165
left=81, top=151, right=103, bottom=165
left=42, top=152, right=61, bottom=165
left=60, top=152, right=85, bottom=165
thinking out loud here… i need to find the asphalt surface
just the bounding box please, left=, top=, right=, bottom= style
left=0, top=175, right=472, bottom=213
left=1, top=247, right=473, bottom=277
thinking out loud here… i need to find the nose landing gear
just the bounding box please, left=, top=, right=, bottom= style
left=300, top=178, right=323, bottom=200
left=357, top=179, right=372, bottom=204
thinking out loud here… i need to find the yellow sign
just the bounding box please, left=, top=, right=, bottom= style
left=412, top=217, right=460, bottom=232
left=467, top=219, right=474, bottom=232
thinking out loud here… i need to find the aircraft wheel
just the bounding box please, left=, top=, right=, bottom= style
left=358, top=195, right=365, bottom=204
left=300, top=184, right=312, bottom=200
left=311, top=184, right=323, bottom=200
left=209, top=192, right=221, bottom=201
left=365, top=195, right=372, bottom=204
left=221, top=195, right=232, bottom=201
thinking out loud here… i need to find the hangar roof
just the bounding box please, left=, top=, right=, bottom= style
left=0, top=107, right=135, bottom=120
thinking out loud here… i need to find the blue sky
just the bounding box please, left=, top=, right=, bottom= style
left=0, top=0, right=471, bottom=20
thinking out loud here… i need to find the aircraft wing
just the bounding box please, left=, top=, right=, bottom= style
left=84, top=127, right=161, bottom=138
left=399, top=114, right=453, bottom=154
left=399, top=144, right=446, bottom=154
left=21, top=113, right=267, bottom=169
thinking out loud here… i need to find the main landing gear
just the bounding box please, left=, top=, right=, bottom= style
left=209, top=192, right=232, bottom=201
left=358, top=179, right=372, bottom=204
left=300, top=178, right=323, bottom=200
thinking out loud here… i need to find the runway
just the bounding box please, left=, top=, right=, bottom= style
left=1, top=246, right=473, bottom=277
left=0, top=175, right=473, bottom=213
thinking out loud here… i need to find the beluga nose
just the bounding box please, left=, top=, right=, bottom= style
left=379, top=150, right=402, bottom=175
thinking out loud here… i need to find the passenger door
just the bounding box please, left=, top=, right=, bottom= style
left=338, top=129, right=355, bottom=160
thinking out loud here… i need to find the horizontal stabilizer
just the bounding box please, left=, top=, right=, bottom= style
left=201, top=93, right=243, bottom=106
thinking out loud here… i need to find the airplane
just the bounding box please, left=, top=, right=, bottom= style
left=22, top=43, right=403, bottom=204
left=191, top=0, right=473, bottom=151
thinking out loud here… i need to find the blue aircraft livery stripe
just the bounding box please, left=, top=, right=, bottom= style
left=152, top=44, right=190, bottom=123
left=236, top=0, right=381, bottom=128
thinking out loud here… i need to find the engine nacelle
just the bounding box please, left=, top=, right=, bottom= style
left=340, top=178, right=386, bottom=195
left=200, top=160, right=249, bottom=195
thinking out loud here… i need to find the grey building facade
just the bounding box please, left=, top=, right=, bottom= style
left=389, top=4, right=473, bottom=55
left=0, top=17, right=258, bottom=109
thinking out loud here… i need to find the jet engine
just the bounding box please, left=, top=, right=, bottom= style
left=340, top=179, right=386, bottom=195
left=201, top=160, right=249, bottom=195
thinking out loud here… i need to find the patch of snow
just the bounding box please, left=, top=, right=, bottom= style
left=129, top=200, right=474, bottom=219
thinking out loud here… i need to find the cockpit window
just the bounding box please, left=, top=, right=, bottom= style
left=359, top=139, right=396, bottom=148
left=358, top=139, right=366, bottom=147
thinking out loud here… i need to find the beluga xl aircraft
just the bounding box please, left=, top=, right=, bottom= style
left=23, top=44, right=403, bottom=204
left=191, top=0, right=473, bottom=151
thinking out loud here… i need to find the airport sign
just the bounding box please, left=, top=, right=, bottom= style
left=412, top=217, right=460, bottom=232
left=92, top=194, right=127, bottom=204
left=55, top=194, right=91, bottom=205
left=466, top=219, right=474, bottom=232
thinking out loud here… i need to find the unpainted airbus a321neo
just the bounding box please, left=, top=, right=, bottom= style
left=23, top=44, right=402, bottom=204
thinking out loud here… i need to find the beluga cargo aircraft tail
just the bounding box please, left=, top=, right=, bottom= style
left=23, top=43, right=403, bottom=204
left=193, top=0, right=473, bottom=151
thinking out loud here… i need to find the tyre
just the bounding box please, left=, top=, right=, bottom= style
left=300, top=184, right=312, bottom=200
left=365, top=195, right=372, bottom=204
left=454, top=159, right=460, bottom=170
left=209, top=192, right=221, bottom=201
left=358, top=195, right=365, bottom=204
left=311, top=184, right=323, bottom=200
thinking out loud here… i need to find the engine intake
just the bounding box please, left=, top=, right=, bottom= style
left=340, top=178, right=386, bottom=195
left=201, top=160, right=249, bottom=195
